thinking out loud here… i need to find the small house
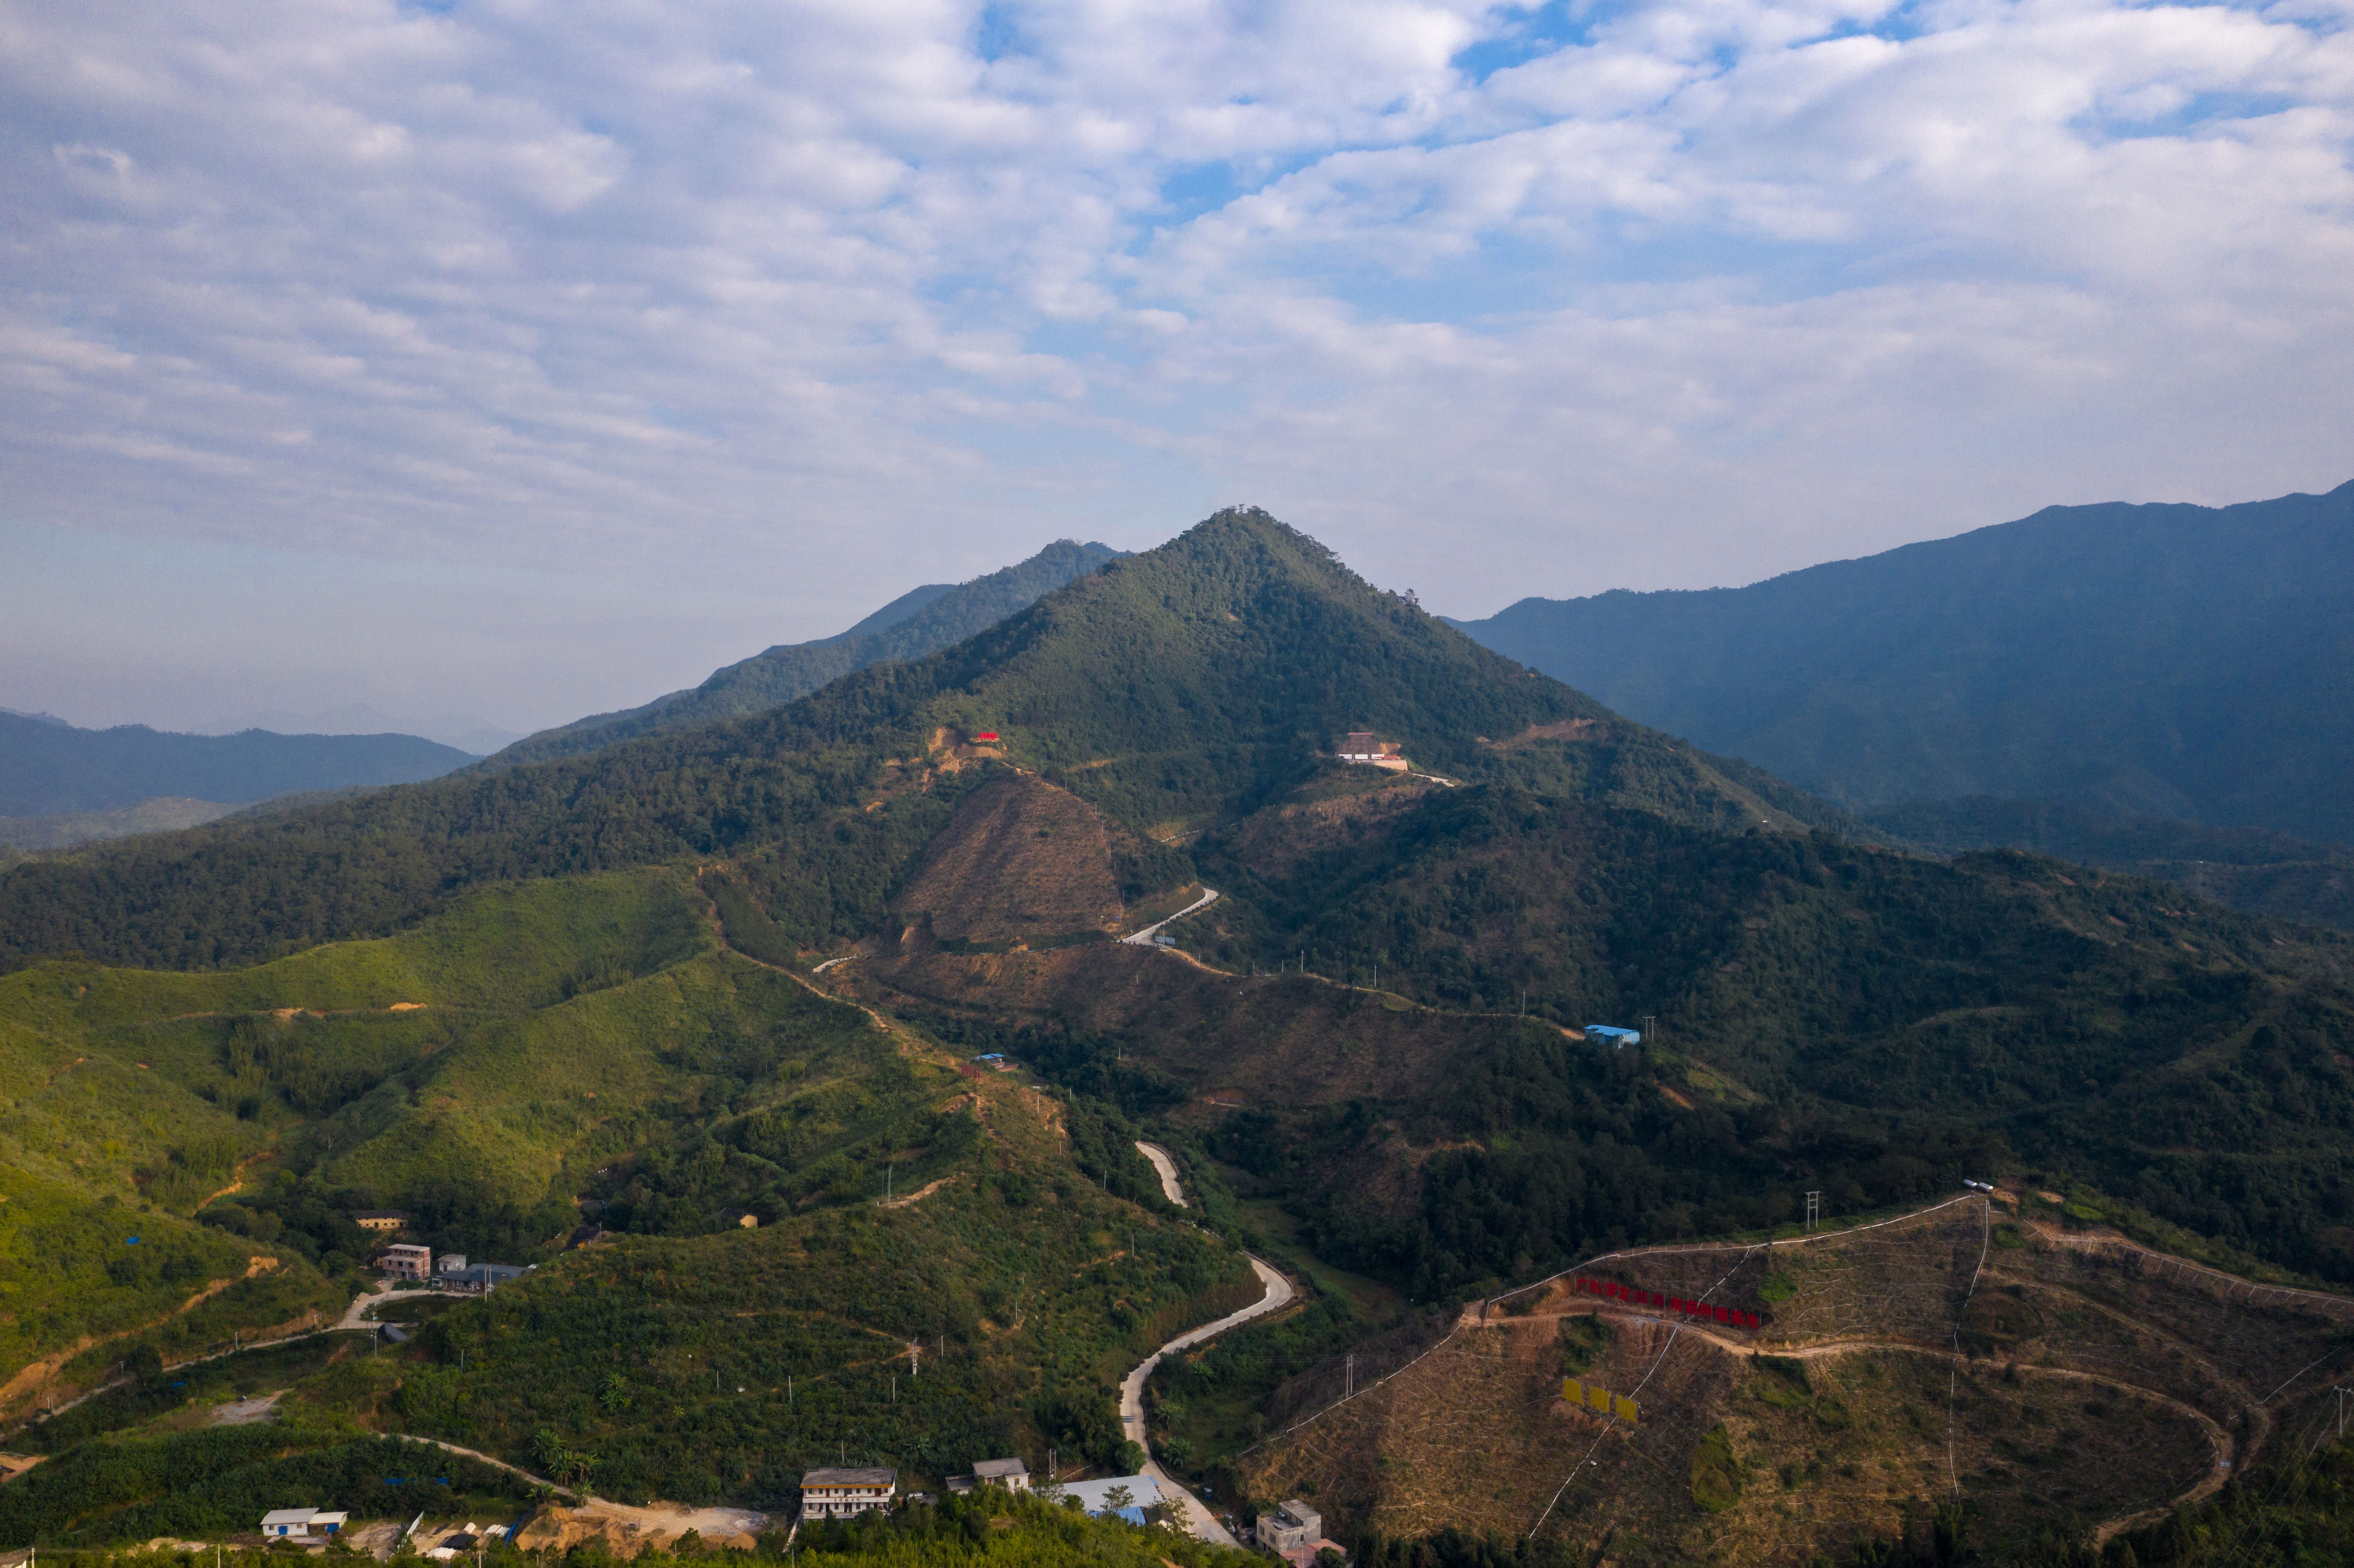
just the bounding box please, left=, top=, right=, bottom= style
left=1584, top=1025, right=1641, bottom=1049
left=435, top=1254, right=469, bottom=1275
left=1336, top=733, right=1405, bottom=766
left=718, top=1209, right=760, bottom=1229
left=1258, top=1500, right=1323, bottom=1553
left=380, top=1244, right=433, bottom=1282
left=970, top=1457, right=1030, bottom=1492
left=435, top=1263, right=529, bottom=1295
left=354, top=1211, right=409, bottom=1233
left=800, top=1466, right=897, bottom=1519
left=259, top=1509, right=346, bottom=1538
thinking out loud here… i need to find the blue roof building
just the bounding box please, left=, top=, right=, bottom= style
left=1585, top=1025, right=1641, bottom=1048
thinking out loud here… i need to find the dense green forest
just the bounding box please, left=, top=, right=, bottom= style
left=1003, top=769, right=2351, bottom=1294
left=1451, top=479, right=2354, bottom=841
left=1867, top=794, right=2354, bottom=932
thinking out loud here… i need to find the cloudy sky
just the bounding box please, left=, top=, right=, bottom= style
left=4, top=0, right=2350, bottom=740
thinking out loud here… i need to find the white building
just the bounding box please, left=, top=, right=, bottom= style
left=1258, top=1500, right=1323, bottom=1552
left=801, top=1467, right=897, bottom=1519
left=259, top=1509, right=348, bottom=1539
left=1056, top=1474, right=1163, bottom=1523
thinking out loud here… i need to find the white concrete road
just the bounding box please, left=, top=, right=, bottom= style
left=1120, top=1255, right=1294, bottom=1547
left=1121, top=888, right=1219, bottom=946
left=1134, top=1142, right=1186, bottom=1207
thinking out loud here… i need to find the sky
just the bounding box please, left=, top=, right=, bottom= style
left=3, top=0, right=2350, bottom=741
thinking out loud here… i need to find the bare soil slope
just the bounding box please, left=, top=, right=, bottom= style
left=889, top=772, right=1127, bottom=943
left=1236, top=1198, right=2354, bottom=1565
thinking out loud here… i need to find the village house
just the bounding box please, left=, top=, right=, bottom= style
left=1257, top=1500, right=1323, bottom=1552
left=951, top=1457, right=1029, bottom=1493
left=1336, top=734, right=1407, bottom=770
left=800, top=1466, right=897, bottom=1519
left=435, top=1262, right=530, bottom=1294
left=353, top=1211, right=409, bottom=1232
left=380, top=1243, right=432, bottom=1282
left=258, top=1509, right=348, bottom=1539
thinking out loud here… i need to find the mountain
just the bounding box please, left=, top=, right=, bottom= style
left=481, top=538, right=1126, bottom=770
left=1448, top=480, right=2354, bottom=843
left=0, top=709, right=477, bottom=818
left=0, top=512, right=1836, bottom=973
left=4, top=507, right=2351, bottom=1562
left=197, top=705, right=523, bottom=755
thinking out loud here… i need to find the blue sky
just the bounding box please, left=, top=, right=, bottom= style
left=3, top=0, right=2350, bottom=737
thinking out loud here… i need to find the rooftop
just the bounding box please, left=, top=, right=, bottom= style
left=803, top=1467, right=897, bottom=1488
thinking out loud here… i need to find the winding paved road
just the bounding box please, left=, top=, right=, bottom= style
left=1134, top=1142, right=1186, bottom=1207
left=1121, top=1255, right=1293, bottom=1546
left=1121, top=888, right=1219, bottom=946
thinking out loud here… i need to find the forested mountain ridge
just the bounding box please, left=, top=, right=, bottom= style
left=0, top=709, right=474, bottom=816
left=0, top=509, right=1840, bottom=973
left=1866, top=795, right=2354, bottom=931
left=1448, top=479, right=2354, bottom=841
left=480, top=538, right=1125, bottom=770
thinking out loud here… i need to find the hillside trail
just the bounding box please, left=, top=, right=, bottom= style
left=0, top=1254, right=288, bottom=1419
left=1121, top=1255, right=1294, bottom=1547
left=692, top=868, right=920, bottom=1047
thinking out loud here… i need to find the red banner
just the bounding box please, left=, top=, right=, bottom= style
left=1566, top=1274, right=1761, bottom=1329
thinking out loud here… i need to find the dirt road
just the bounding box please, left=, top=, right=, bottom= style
left=1121, top=1255, right=1293, bottom=1546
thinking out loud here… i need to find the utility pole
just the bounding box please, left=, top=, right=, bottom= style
left=1806, top=1192, right=1822, bottom=1232
left=1345, top=1353, right=1355, bottom=1399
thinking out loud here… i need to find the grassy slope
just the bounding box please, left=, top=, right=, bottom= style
left=2, top=862, right=1260, bottom=1519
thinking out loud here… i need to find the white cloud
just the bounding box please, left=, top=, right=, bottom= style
left=1, top=0, right=2350, bottom=725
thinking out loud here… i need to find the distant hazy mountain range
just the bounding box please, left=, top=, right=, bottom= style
left=1451, top=480, right=2354, bottom=922
left=195, top=704, right=523, bottom=756
left=0, top=708, right=476, bottom=824
left=480, top=539, right=1127, bottom=770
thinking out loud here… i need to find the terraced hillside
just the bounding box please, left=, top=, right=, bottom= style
left=1232, top=1194, right=2354, bottom=1564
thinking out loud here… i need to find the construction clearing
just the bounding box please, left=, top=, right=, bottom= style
left=1235, top=1195, right=2354, bottom=1563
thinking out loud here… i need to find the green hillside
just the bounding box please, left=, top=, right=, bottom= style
left=484, top=539, right=1125, bottom=770
left=0, top=509, right=1829, bottom=974
left=1, top=864, right=1253, bottom=1518
left=1449, top=479, right=2354, bottom=841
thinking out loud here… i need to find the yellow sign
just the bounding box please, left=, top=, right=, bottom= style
left=1565, top=1378, right=1639, bottom=1425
